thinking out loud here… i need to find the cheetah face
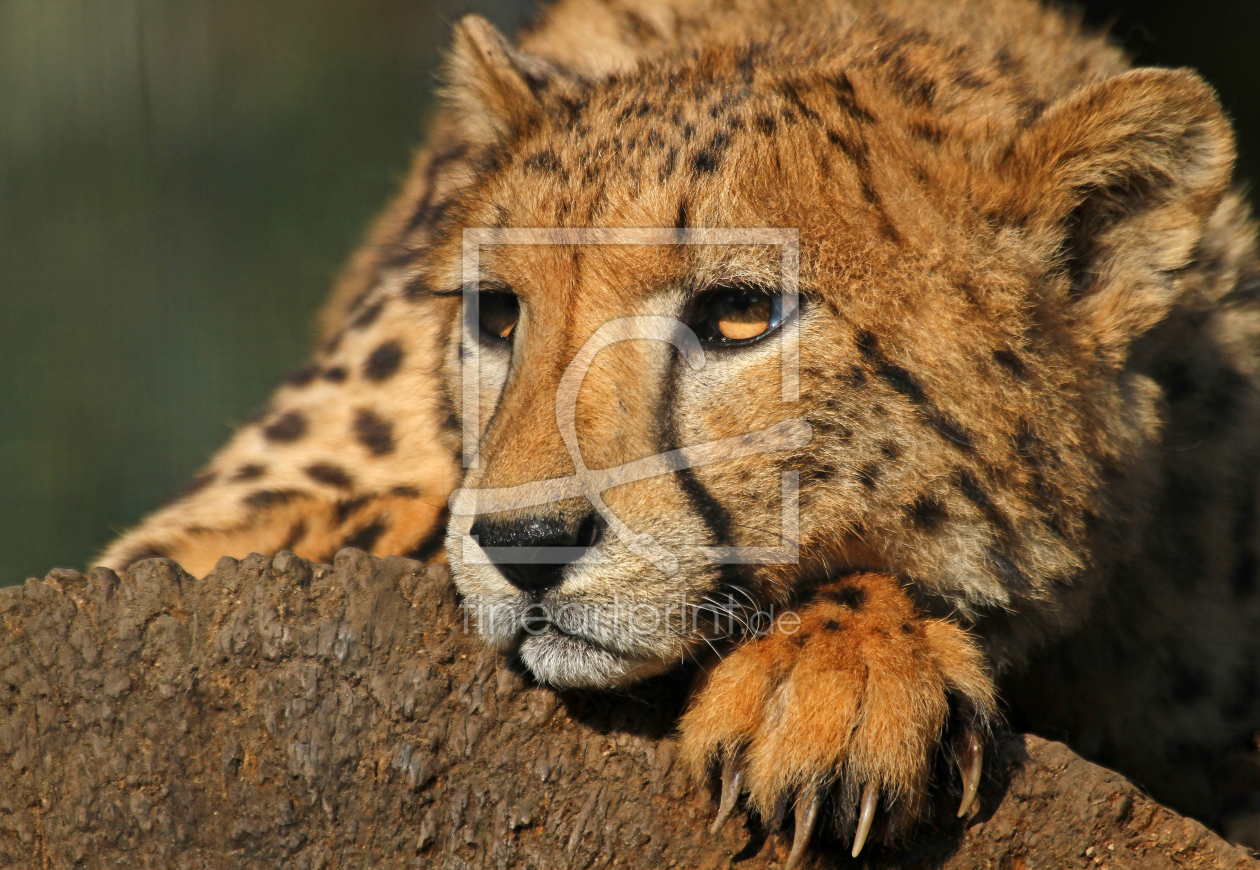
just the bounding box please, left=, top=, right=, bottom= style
left=441, top=234, right=810, bottom=687
left=430, top=18, right=1231, bottom=687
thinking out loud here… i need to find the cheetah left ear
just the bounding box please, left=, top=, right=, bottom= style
left=443, top=15, right=567, bottom=147
left=997, top=69, right=1235, bottom=357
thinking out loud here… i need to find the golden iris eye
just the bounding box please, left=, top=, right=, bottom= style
left=699, top=287, right=783, bottom=345
left=477, top=292, right=520, bottom=345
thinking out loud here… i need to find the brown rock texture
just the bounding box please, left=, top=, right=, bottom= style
left=1, top=549, right=1256, bottom=869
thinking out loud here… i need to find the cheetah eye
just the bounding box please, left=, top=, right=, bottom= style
left=693, top=285, right=784, bottom=346
left=473, top=291, right=520, bottom=346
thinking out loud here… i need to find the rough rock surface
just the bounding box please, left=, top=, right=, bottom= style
left=1, top=550, right=1256, bottom=869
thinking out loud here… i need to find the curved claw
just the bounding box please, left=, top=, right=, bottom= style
left=769, top=791, right=789, bottom=831
left=852, top=781, right=878, bottom=858
left=784, top=787, right=823, bottom=870
left=711, top=754, right=744, bottom=835
left=957, top=730, right=984, bottom=818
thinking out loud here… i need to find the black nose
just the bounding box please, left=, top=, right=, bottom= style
left=469, top=511, right=601, bottom=594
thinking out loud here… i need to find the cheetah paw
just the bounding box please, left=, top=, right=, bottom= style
left=679, top=572, right=996, bottom=867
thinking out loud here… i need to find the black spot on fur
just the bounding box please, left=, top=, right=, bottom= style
left=244, top=489, right=308, bottom=509
left=857, top=462, right=881, bottom=490
left=908, top=495, right=947, bottom=530
left=120, top=544, right=170, bottom=569
left=335, top=494, right=372, bottom=524
left=825, top=127, right=867, bottom=164
left=822, top=619, right=842, bottom=632
left=954, top=469, right=1011, bottom=532
left=799, top=462, right=840, bottom=487
left=524, top=149, right=563, bottom=175
left=232, top=464, right=266, bottom=482
left=305, top=463, right=354, bottom=489
left=692, top=131, right=732, bottom=174
left=987, top=548, right=1027, bottom=587
left=675, top=199, right=689, bottom=229
left=993, top=349, right=1027, bottom=379
left=658, top=146, right=678, bottom=183
left=175, top=472, right=217, bottom=501
left=350, top=300, right=385, bottom=330
left=406, top=518, right=448, bottom=563
left=391, top=485, right=421, bottom=498
left=342, top=517, right=387, bottom=553
left=789, top=631, right=812, bottom=648
left=857, top=331, right=974, bottom=450
left=755, top=113, right=777, bottom=134
left=841, top=365, right=867, bottom=387
left=829, top=73, right=875, bottom=123
left=403, top=142, right=469, bottom=232
left=263, top=411, right=308, bottom=443
left=282, top=520, right=308, bottom=551
left=285, top=365, right=320, bottom=387
left=364, top=341, right=404, bottom=381
left=826, top=585, right=866, bottom=611
left=354, top=409, right=395, bottom=456
left=775, top=79, right=820, bottom=122
left=323, top=366, right=348, bottom=383
left=901, top=622, right=915, bottom=634
left=909, top=121, right=943, bottom=145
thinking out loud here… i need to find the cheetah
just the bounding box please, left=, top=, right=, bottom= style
left=98, top=0, right=1260, bottom=860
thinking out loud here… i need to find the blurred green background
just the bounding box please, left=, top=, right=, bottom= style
left=1, top=0, right=1256, bottom=585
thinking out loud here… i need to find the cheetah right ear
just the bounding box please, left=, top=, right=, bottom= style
left=995, top=69, right=1235, bottom=359
left=444, top=15, right=567, bottom=146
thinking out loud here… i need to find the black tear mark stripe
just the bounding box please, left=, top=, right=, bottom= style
left=856, top=331, right=974, bottom=450
left=658, top=350, right=734, bottom=547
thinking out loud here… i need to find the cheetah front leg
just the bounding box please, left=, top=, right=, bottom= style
left=680, top=572, right=996, bottom=867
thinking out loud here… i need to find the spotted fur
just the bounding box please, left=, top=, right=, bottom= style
left=99, top=0, right=1260, bottom=854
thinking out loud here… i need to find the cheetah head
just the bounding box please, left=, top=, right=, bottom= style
left=425, top=16, right=1234, bottom=687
